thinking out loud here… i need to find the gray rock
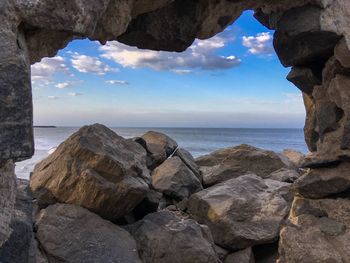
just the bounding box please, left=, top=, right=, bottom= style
left=35, top=203, right=142, bottom=263
left=0, top=179, right=33, bottom=263
left=0, top=160, right=16, bottom=246
left=335, top=37, right=350, bottom=68
left=268, top=168, right=300, bottom=183
left=188, top=174, right=291, bottom=250
left=141, top=131, right=178, bottom=169
left=30, top=124, right=150, bottom=221
left=174, top=148, right=201, bottom=180
left=127, top=210, right=220, bottom=263
left=224, top=247, right=255, bottom=263
left=294, top=161, right=350, bottom=198
left=151, top=156, right=203, bottom=200
left=287, top=67, right=321, bottom=95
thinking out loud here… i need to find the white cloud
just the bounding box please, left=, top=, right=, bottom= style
left=171, top=69, right=192, bottom=75
left=242, top=32, right=274, bottom=55
left=99, top=31, right=240, bottom=72
left=31, top=56, right=71, bottom=85
left=71, top=54, right=118, bottom=75
left=68, top=92, right=83, bottom=96
left=47, top=96, right=60, bottom=100
left=105, top=80, right=129, bottom=85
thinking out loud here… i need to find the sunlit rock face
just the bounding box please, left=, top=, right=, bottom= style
left=1, top=0, right=350, bottom=259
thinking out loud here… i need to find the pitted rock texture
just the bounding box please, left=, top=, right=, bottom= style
left=0, top=161, right=16, bottom=247
left=279, top=196, right=350, bottom=262
left=30, top=124, right=150, bottom=221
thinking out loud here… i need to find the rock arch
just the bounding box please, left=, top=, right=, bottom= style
left=1, top=0, right=350, bottom=260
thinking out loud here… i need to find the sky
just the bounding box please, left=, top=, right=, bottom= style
left=31, top=10, right=305, bottom=128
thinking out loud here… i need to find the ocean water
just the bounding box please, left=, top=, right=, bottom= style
left=15, top=127, right=308, bottom=179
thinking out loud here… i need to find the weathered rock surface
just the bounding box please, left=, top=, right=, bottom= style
left=0, top=179, right=34, bottom=263
left=127, top=210, right=220, bottom=263
left=287, top=67, right=321, bottom=95
left=281, top=149, right=305, bottom=168
left=196, top=144, right=288, bottom=187
left=294, top=161, right=350, bottom=198
left=141, top=131, right=178, bottom=169
left=35, top=203, right=142, bottom=263
left=30, top=124, right=150, bottom=221
left=0, top=161, right=16, bottom=247
left=224, top=247, right=255, bottom=263
left=268, top=168, right=300, bottom=183
left=152, top=156, right=202, bottom=200
left=279, top=196, right=350, bottom=262
left=188, top=174, right=292, bottom=250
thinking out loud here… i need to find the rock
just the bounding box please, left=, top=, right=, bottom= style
left=279, top=196, right=350, bottom=262
left=151, top=156, right=203, bottom=200
left=127, top=210, right=220, bottom=263
left=188, top=174, right=292, bottom=250
left=335, top=37, right=350, bottom=68
left=196, top=144, right=288, bottom=187
left=30, top=124, right=150, bottom=221
left=0, top=160, right=16, bottom=247
left=281, top=149, right=305, bottom=168
left=174, top=148, right=201, bottom=180
left=302, top=93, right=319, bottom=152
left=267, top=168, right=300, bottom=183
left=0, top=179, right=33, bottom=263
left=214, top=245, right=229, bottom=261
left=141, top=131, right=178, bottom=169
left=253, top=242, right=279, bottom=263
left=294, top=161, right=350, bottom=198
left=132, top=190, right=162, bottom=220
left=274, top=5, right=341, bottom=67
left=35, top=203, right=142, bottom=263
left=224, top=247, right=255, bottom=263
left=287, top=67, right=321, bottom=95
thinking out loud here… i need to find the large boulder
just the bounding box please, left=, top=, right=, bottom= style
left=30, top=124, right=150, bottom=221
left=0, top=160, right=16, bottom=247
left=196, top=144, right=288, bottom=187
left=0, top=179, right=34, bottom=263
left=127, top=210, right=220, bottom=263
left=151, top=156, right=202, bottom=200
left=188, top=174, right=291, bottom=250
left=294, top=161, right=350, bottom=198
left=279, top=196, right=350, bottom=262
left=267, top=168, right=300, bottom=183
left=35, top=204, right=142, bottom=263
left=141, top=131, right=178, bottom=169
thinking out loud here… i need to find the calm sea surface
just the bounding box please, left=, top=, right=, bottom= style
left=16, top=127, right=308, bottom=179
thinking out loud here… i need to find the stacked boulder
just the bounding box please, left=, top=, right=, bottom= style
left=23, top=124, right=305, bottom=262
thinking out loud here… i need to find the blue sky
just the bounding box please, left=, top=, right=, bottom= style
left=31, top=11, right=305, bottom=128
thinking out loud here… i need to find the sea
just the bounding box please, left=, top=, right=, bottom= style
left=15, top=127, right=308, bottom=179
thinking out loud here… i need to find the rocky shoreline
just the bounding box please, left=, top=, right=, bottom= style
left=1, top=123, right=333, bottom=263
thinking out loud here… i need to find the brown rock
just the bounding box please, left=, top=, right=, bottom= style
left=279, top=196, right=350, bottom=263
left=151, top=156, right=202, bottom=200
left=281, top=149, right=305, bottom=168
left=188, top=174, right=291, bottom=250
left=35, top=204, right=142, bottom=263
left=267, top=168, right=300, bottom=183
left=174, top=148, right=201, bottom=180
left=294, top=161, right=350, bottom=198
left=127, top=210, right=220, bottom=263
left=196, top=144, right=288, bottom=187
left=141, top=131, right=178, bottom=169
left=30, top=124, right=150, bottom=221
